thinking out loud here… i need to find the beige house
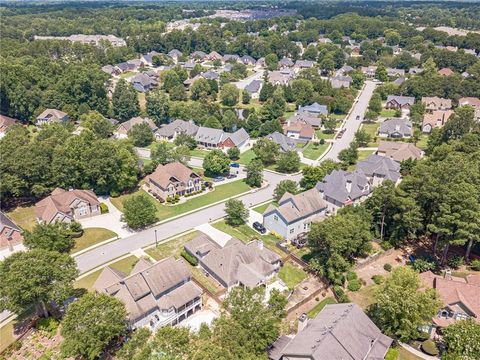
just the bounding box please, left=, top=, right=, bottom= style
left=36, top=109, right=69, bottom=126
left=35, top=188, right=100, bottom=224
left=377, top=141, right=423, bottom=162
left=422, top=110, right=454, bottom=133
left=114, top=117, right=157, bottom=139
left=144, top=162, right=202, bottom=201
left=421, top=97, right=452, bottom=112
left=0, top=115, right=18, bottom=138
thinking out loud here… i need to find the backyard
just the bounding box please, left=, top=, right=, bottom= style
left=278, top=261, right=308, bottom=289
left=360, top=122, right=380, bottom=147
left=71, top=228, right=117, bottom=253
left=302, top=142, right=329, bottom=160
left=307, top=297, right=337, bottom=318
left=7, top=206, right=36, bottom=231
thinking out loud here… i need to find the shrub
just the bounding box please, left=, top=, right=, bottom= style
left=181, top=250, right=198, bottom=266
left=333, top=285, right=351, bottom=302
left=346, top=271, right=357, bottom=281
left=412, top=258, right=436, bottom=272
left=470, top=259, right=480, bottom=271
left=99, top=203, right=109, bottom=214
left=447, top=255, right=464, bottom=269
left=36, top=317, right=59, bottom=336
left=380, top=241, right=393, bottom=250
left=417, top=332, right=430, bottom=341
left=383, top=263, right=392, bottom=272
left=347, top=279, right=361, bottom=292
left=319, top=138, right=325, bottom=145
left=372, top=275, right=384, bottom=285
left=421, top=340, right=439, bottom=356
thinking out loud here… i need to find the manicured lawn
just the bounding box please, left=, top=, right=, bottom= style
left=0, top=319, right=16, bottom=353
left=237, top=149, right=256, bottom=165
left=145, top=231, right=200, bottom=261
left=330, top=114, right=345, bottom=120
left=119, top=71, right=135, bottom=78
left=415, top=134, right=429, bottom=150
left=110, top=179, right=251, bottom=221
left=278, top=262, right=308, bottom=289
left=191, top=167, right=214, bottom=181
left=361, top=122, right=380, bottom=147
left=190, top=148, right=210, bottom=158
left=380, top=109, right=397, bottom=118
left=253, top=201, right=275, bottom=214
left=315, top=130, right=335, bottom=140
left=7, top=206, right=36, bottom=231
left=307, top=297, right=337, bottom=318
left=138, top=92, right=146, bottom=112
left=71, top=228, right=117, bottom=253
left=358, top=149, right=376, bottom=161
left=266, top=162, right=308, bottom=173
left=303, top=142, right=329, bottom=160
left=386, top=347, right=423, bottom=360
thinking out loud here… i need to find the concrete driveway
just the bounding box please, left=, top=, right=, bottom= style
left=233, top=70, right=264, bottom=90
left=195, top=224, right=231, bottom=247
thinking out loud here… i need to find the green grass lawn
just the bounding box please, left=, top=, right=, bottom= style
left=347, top=283, right=380, bottom=310
left=0, top=319, right=16, bottom=353
left=265, top=162, right=308, bottom=173
left=361, top=122, right=380, bottom=147
left=252, top=201, right=275, bottom=214
left=415, top=134, right=429, bottom=150
left=190, top=148, right=210, bottom=158
left=386, top=347, right=423, bottom=360
left=380, top=109, right=397, bottom=118
left=358, top=149, right=376, bottom=161
left=71, top=228, right=117, bottom=253
left=110, top=179, right=251, bottom=221
left=307, top=297, right=337, bottom=318
left=302, top=142, right=329, bottom=160
left=278, top=262, right=308, bottom=289
left=191, top=167, right=214, bottom=181
left=7, top=206, right=36, bottom=231
left=330, top=114, right=345, bottom=121
left=190, top=266, right=221, bottom=294
left=315, top=130, right=335, bottom=140
left=119, top=71, right=135, bottom=78
left=138, top=92, right=146, bottom=112
left=145, top=231, right=199, bottom=261
left=237, top=149, right=256, bottom=165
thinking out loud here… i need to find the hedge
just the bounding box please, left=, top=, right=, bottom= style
left=181, top=250, right=198, bottom=266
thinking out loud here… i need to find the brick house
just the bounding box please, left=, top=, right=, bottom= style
left=0, top=211, right=23, bottom=254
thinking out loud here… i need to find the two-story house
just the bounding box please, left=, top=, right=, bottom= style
left=144, top=162, right=202, bottom=201
left=385, top=95, right=415, bottom=110
left=356, top=154, right=401, bottom=187
left=93, top=257, right=202, bottom=330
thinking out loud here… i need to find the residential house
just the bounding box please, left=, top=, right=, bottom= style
left=114, top=117, right=157, bottom=139
left=101, top=65, right=121, bottom=76
left=422, top=110, right=454, bottom=133
left=256, top=57, right=266, bottom=68
left=283, top=121, right=315, bottom=143
left=316, top=169, right=372, bottom=213
left=329, top=75, right=352, bottom=89
left=421, top=97, right=452, bottom=112
left=459, top=97, right=480, bottom=121
left=0, top=211, right=24, bottom=255
left=393, top=77, right=406, bottom=86
left=420, top=271, right=480, bottom=335
left=294, top=60, right=315, bottom=70
left=377, top=141, right=423, bottom=162
left=386, top=68, right=405, bottom=77
left=223, top=54, right=239, bottom=63
left=263, top=188, right=327, bottom=242
left=36, top=109, right=69, bottom=126
left=287, top=113, right=322, bottom=128
left=240, top=55, right=256, bottom=66
left=385, top=95, right=415, bottom=110
left=279, top=57, right=294, bottom=68
left=35, top=188, right=100, bottom=224
left=141, top=51, right=161, bottom=66
left=361, top=66, right=377, bottom=77
left=183, top=60, right=196, bottom=71
left=269, top=303, right=392, bottom=360
left=167, top=49, right=183, bottom=63
left=356, top=154, right=401, bottom=186
left=266, top=131, right=297, bottom=152
left=244, top=79, right=263, bottom=99
left=145, top=162, right=201, bottom=201
left=378, top=118, right=413, bottom=138
left=93, top=257, right=202, bottom=330
left=0, top=115, right=18, bottom=138
left=268, top=71, right=294, bottom=86
left=155, top=119, right=199, bottom=141
left=194, top=127, right=250, bottom=151
left=337, top=65, right=354, bottom=76
left=201, top=70, right=220, bottom=81
left=207, top=51, right=223, bottom=62
left=126, top=59, right=144, bottom=70
left=218, top=128, right=250, bottom=151
left=438, top=67, right=454, bottom=76
left=345, top=45, right=361, bottom=57
left=116, top=62, right=135, bottom=73
left=131, top=73, right=158, bottom=92
left=318, top=37, right=332, bottom=44
left=195, top=127, right=224, bottom=148
left=190, top=51, right=207, bottom=61
left=297, top=102, right=328, bottom=117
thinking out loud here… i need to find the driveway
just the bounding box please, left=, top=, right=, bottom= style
left=194, top=224, right=231, bottom=247
left=178, top=309, right=218, bottom=332
left=233, top=70, right=264, bottom=90
left=247, top=209, right=263, bottom=227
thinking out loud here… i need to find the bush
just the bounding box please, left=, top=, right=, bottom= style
left=99, top=203, right=109, bottom=214
left=412, top=258, right=437, bottom=272
left=347, top=279, right=361, bottom=292
left=181, top=250, right=198, bottom=266
left=346, top=271, right=357, bottom=281
left=319, top=138, right=325, bottom=145
left=36, top=317, right=59, bottom=336
left=447, top=255, right=464, bottom=269
left=383, top=263, right=392, bottom=272
left=333, top=285, right=350, bottom=302
left=417, top=332, right=430, bottom=341
left=421, top=340, right=439, bottom=356
left=380, top=241, right=393, bottom=250
left=372, top=275, right=384, bottom=285
left=470, top=259, right=480, bottom=271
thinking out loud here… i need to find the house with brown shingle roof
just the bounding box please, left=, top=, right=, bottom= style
left=184, top=234, right=281, bottom=289
left=283, top=120, right=315, bottom=143
left=421, top=97, right=452, bottom=112
left=438, top=68, right=454, bottom=76
left=114, top=117, right=157, bottom=139
left=0, top=211, right=23, bottom=254
left=93, top=257, right=203, bottom=330
left=36, top=109, right=69, bottom=126
left=35, top=188, right=100, bottom=224
left=263, top=188, right=327, bottom=242
left=0, top=115, right=18, bottom=138
left=144, top=162, right=201, bottom=201
left=422, top=110, right=454, bottom=133
left=420, top=271, right=480, bottom=334
left=376, top=141, right=423, bottom=162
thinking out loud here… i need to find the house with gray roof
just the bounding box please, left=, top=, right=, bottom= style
left=385, top=95, right=415, bottom=110
left=195, top=126, right=224, bottom=148
left=93, top=257, right=202, bottom=330
left=294, top=60, right=315, bottom=70
left=167, top=49, right=183, bottom=62
left=114, top=117, right=157, bottom=139
left=195, top=127, right=250, bottom=151
left=202, top=70, right=220, bottom=80
left=0, top=211, right=24, bottom=255
left=155, top=119, right=199, bottom=141
left=241, top=55, right=256, bottom=65
left=329, top=75, right=352, bottom=89
left=387, top=68, right=405, bottom=77
left=141, top=51, right=161, bottom=66
left=378, top=118, right=412, bottom=138
left=223, top=54, right=239, bottom=63
left=131, top=73, right=158, bottom=92
left=183, top=60, right=196, bottom=71
left=116, top=62, right=135, bottom=72
left=245, top=79, right=263, bottom=98
left=269, top=303, right=392, bottom=360
left=219, top=127, right=250, bottom=151
left=288, top=113, right=322, bottom=128
left=190, top=50, right=207, bottom=61
left=279, top=57, right=294, bottom=68
left=126, top=59, right=144, bottom=70
left=36, top=109, right=69, bottom=126
left=356, top=154, right=401, bottom=186
left=184, top=234, right=281, bottom=289
left=316, top=169, right=372, bottom=213
left=298, top=102, right=328, bottom=117
left=263, top=188, right=327, bottom=242
left=266, top=131, right=297, bottom=152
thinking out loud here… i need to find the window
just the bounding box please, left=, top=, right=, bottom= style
left=290, top=229, right=294, bottom=234
left=273, top=215, right=278, bottom=221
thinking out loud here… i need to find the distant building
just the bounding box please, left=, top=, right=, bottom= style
left=298, top=102, right=328, bottom=117
left=385, top=96, right=415, bottom=110
left=34, top=34, right=126, bottom=47
left=114, top=117, right=157, bottom=139
left=130, top=73, right=158, bottom=92
left=155, top=119, right=199, bottom=141
left=167, top=49, right=183, bottom=62
left=377, top=141, right=423, bottom=162
left=421, top=97, right=452, bottom=112
left=378, top=118, right=413, bottom=138
left=195, top=127, right=250, bottom=151
left=0, top=115, right=18, bottom=138
left=438, top=68, right=454, bottom=76
left=36, top=109, right=69, bottom=126
left=329, top=75, right=352, bottom=89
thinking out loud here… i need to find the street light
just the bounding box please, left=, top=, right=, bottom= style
left=155, top=229, right=158, bottom=247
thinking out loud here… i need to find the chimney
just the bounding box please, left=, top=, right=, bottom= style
left=345, top=179, right=352, bottom=193
left=257, top=240, right=264, bottom=250
left=444, top=269, right=452, bottom=280
left=298, top=313, right=308, bottom=333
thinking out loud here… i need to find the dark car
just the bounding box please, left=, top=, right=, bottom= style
left=253, top=221, right=266, bottom=234
left=356, top=115, right=361, bottom=120
left=226, top=174, right=237, bottom=179
left=230, top=162, right=240, bottom=168
left=213, top=176, right=224, bottom=182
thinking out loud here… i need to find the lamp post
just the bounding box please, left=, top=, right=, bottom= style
left=154, top=229, right=158, bottom=247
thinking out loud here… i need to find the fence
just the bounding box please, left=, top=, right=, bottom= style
left=355, top=248, right=395, bottom=270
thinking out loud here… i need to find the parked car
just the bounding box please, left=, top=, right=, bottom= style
left=226, top=174, right=237, bottom=179
left=356, top=115, right=361, bottom=120
left=252, top=221, right=266, bottom=234
left=230, top=162, right=240, bottom=168
left=213, top=176, right=224, bottom=182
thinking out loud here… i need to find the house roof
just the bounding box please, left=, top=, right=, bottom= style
left=386, top=96, right=415, bottom=107
left=191, top=50, right=206, bottom=59
left=438, top=67, right=454, bottom=76
left=266, top=131, right=297, bottom=152
left=35, top=188, right=100, bottom=224
left=142, top=51, right=161, bottom=64
left=279, top=57, right=294, bottom=67
left=459, top=97, right=480, bottom=108
left=283, top=121, right=315, bottom=139
left=421, top=97, right=452, bottom=110
left=0, top=211, right=21, bottom=234
left=156, top=119, right=199, bottom=138
left=288, top=113, right=322, bottom=127
left=330, top=76, right=352, bottom=89
left=276, top=304, right=392, bottom=360
left=145, top=162, right=199, bottom=189
left=298, top=102, right=328, bottom=116
left=168, top=49, right=182, bottom=58
left=377, top=141, right=423, bottom=162
left=118, top=117, right=157, bottom=132
left=379, top=118, right=413, bottom=137
left=245, top=79, right=263, bottom=94
left=202, top=70, right=219, bottom=80
left=223, top=54, right=239, bottom=61
left=195, top=126, right=224, bottom=144
left=295, top=60, right=315, bottom=68
left=240, top=55, right=255, bottom=64
left=36, top=108, right=68, bottom=121
left=422, top=110, right=454, bottom=131
left=264, top=188, right=327, bottom=224
left=0, top=115, right=18, bottom=131
left=131, top=73, right=157, bottom=87
left=356, top=154, right=401, bottom=183
left=223, top=128, right=250, bottom=147
left=316, top=169, right=371, bottom=205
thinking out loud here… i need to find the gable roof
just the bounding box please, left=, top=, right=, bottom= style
left=245, top=79, right=263, bottom=94
left=266, top=131, right=296, bottom=152
left=222, top=128, right=250, bottom=147
left=156, top=119, right=199, bottom=138
left=422, top=110, right=454, bottom=131
left=421, top=97, right=452, bottom=110
left=195, top=126, right=224, bottom=144
left=356, top=154, right=401, bottom=183
left=283, top=121, right=315, bottom=139
left=298, top=102, right=328, bottom=116
left=168, top=49, right=182, bottom=58
left=438, top=67, right=454, bottom=76
left=118, top=117, right=157, bottom=133
left=288, top=113, right=322, bottom=128
left=145, top=162, right=199, bottom=189
left=0, top=115, right=18, bottom=132
left=379, top=118, right=412, bottom=137
left=131, top=73, right=157, bottom=87
left=459, top=97, right=480, bottom=108
left=316, top=169, right=371, bottom=205
left=377, top=141, right=423, bottom=162
left=36, top=109, right=68, bottom=121
left=386, top=95, right=415, bottom=107
left=0, top=211, right=21, bottom=234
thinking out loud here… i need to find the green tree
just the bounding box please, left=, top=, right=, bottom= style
left=225, top=199, right=248, bottom=226
left=222, top=109, right=238, bottom=132
left=354, top=129, right=371, bottom=147
left=160, top=70, right=181, bottom=92
left=291, top=79, right=315, bottom=107
left=368, top=93, right=383, bottom=114
left=151, top=141, right=171, bottom=165
left=128, top=123, right=154, bottom=147
left=338, top=143, right=358, bottom=166
left=375, top=63, right=389, bottom=82
left=443, top=320, right=480, bottom=360
left=0, top=249, right=78, bottom=317
left=80, top=111, right=114, bottom=139
left=203, top=116, right=223, bottom=129
left=61, top=293, right=127, bottom=360
left=369, top=267, right=440, bottom=342
left=274, top=180, right=299, bottom=202
left=24, top=222, right=75, bottom=253
left=265, top=53, right=279, bottom=71
left=242, top=89, right=251, bottom=104
left=146, top=91, right=170, bottom=125
left=203, top=149, right=230, bottom=176
left=220, top=83, right=239, bottom=107
left=227, top=146, right=240, bottom=160
left=112, top=80, right=140, bottom=122
left=323, top=117, right=337, bottom=133
left=169, top=84, right=188, bottom=101
left=276, top=150, right=301, bottom=173
left=252, top=138, right=280, bottom=166
left=122, top=194, right=158, bottom=229
left=245, top=159, right=263, bottom=187
left=169, top=145, right=191, bottom=165
left=299, top=160, right=341, bottom=189
left=116, top=328, right=151, bottom=360
left=261, top=87, right=286, bottom=121
left=190, top=78, right=211, bottom=101
left=174, top=133, right=197, bottom=150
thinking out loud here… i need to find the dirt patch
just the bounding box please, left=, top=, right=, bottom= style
left=355, top=247, right=408, bottom=286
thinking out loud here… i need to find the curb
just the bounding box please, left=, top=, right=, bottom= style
left=71, top=236, right=119, bottom=257
left=76, top=253, right=134, bottom=279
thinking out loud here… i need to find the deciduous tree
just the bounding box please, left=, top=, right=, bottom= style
left=122, top=194, right=158, bottom=229
left=225, top=199, right=248, bottom=226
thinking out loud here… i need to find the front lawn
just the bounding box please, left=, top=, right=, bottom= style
left=237, top=149, right=256, bottom=165
left=71, top=228, right=117, bottom=253
left=278, top=262, right=308, bottom=289
left=145, top=231, right=200, bottom=261
left=315, top=130, right=335, bottom=140
left=190, top=148, right=210, bottom=158
left=110, top=179, right=251, bottom=221
left=361, top=122, right=380, bottom=147
left=253, top=201, right=276, bottom=214
left=307, top=297, right=337, bottom=318
left=7, top=206, right=36, bottom=231
left=303, top=142, right=329, bottom=160
left=380, top=109, right=397, bottom=118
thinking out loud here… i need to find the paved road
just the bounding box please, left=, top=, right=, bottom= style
left=321, top=81, right=376, bottom=162
left=233, top=69, right=264, bottom=90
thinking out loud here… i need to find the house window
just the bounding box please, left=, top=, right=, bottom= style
left=273, top=215, right=278, bottom=221
left=289, top=229, right=294, bottom=234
